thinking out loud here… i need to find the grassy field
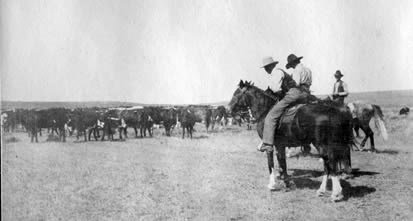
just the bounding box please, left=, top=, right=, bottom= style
left=2, top=91, right=413, bottom=220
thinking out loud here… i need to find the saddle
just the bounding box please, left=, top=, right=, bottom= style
left=276, top=104, right=306, bottom=142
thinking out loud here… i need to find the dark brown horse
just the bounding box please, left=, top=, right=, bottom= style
left=229, top=78, right=354, bottom=202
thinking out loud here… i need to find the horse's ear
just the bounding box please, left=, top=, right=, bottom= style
left=239, top=80, right=245, bottom=88
left=251, top=82, right=254, bottom=86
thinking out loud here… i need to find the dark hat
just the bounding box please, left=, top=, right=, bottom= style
left=285, top=54, right=303, bottom=69
left=334, top=70, right=343, bottom=77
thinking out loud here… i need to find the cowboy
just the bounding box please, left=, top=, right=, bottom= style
left=261, top=57, right=284, bottom=94
left=332, top=70, right=349, bottom=105
left=259, top=54, right=312, bottom=152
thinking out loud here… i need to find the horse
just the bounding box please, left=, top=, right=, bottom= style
left=229, top=78, right=354, bottom=202
left=347, top=101, right=388, bottom=152
left=180, top=108, right=196, bottom=139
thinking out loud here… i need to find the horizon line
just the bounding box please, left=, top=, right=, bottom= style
left=2, top=88, right=412, bottom=105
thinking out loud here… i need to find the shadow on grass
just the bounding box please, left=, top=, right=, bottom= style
left=377, top=149, right=399, bottom=155
left=192, top=135, right=209, bottom=139
left=341, top=180, right=376, bottom=200
left=290, top=169, right=323, bottom=178
left=289, top=169, right=323, bottom=190
left=293, top=177, right=322, bottom=190
left=350, top=168, right=380, bottom=178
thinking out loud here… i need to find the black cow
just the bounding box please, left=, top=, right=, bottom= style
left=160, top=108, right=177, bottom=136
left=71, top=108, right=102, bottom=141
left=179, top=108, right=196, bottom=139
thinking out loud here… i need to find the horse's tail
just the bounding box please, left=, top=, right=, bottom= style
left=372, top=104, right=388, bottom=141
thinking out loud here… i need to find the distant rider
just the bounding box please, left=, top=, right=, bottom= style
left=332, top=70, right=349, bottom=106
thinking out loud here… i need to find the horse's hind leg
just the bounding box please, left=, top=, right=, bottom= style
left=360, top=125, right=374, bottom=150
left=275, top=146, right=294, bottom=189
left=353, top=118, right=361, bottom=137
left=367, top=129, right=376, bottom=152
left=317, top=156, right=329, bottom=196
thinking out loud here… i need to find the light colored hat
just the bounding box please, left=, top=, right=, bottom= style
left=261, top=56, right=279, bottom=68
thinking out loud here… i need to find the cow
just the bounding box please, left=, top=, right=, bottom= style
left=179, top=107, right=196, bottom=139
left=71, top=108, right=103, bottom=141
left=160, top=107, right=178, bottom=136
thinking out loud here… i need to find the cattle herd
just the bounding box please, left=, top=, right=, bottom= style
left=1, top=104, right=254, bottom=142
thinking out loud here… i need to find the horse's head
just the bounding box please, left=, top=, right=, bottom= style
left=228, top=80, right=255, bottom=115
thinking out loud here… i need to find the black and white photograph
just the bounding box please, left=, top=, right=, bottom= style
left=1, top=0, right=413, bottom=220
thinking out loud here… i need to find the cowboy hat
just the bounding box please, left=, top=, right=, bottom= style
left=334, top=70, right=343, bottom=77
left=285, top=54, right=303, bottom=69
left=261, top=56, right=279, bottom=68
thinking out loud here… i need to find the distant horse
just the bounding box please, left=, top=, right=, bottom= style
left=211, top=105, right=228, bottom=130
left=347, top=101, right=388, bottom=152
left=180, top=108, right=196, bottom=139
left=232, top=108, right=253, bottom=130
left=229, top=79, right=354, bottom=202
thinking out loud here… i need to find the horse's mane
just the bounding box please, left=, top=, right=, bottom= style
left=238, top=80, right=279, bottom=121
left=239, top=80, right=279, bottom=102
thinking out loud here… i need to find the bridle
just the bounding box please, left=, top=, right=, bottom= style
left=233, top=86, right=280, bottom=122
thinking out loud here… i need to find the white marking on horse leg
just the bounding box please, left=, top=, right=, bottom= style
left=331, top=176, right=343, bottom=202
left=257, top=140, right=263, bottom=151
left=317, top=175, right=328, bottom=196
left=268, top=170, right=277, bottom=190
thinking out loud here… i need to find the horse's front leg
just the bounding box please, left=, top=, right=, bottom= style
left=276, top=146, right=295, bottom=189
left=267, top=150, right=278, bottom=190
left=275, top=146, right=287, bottom=178
left=267, top=149, right=286, bottom=191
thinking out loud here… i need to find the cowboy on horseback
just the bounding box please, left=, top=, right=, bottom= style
left=259, top=54, right=312, bottom=152
left=332, top=70, right=349, bottom=105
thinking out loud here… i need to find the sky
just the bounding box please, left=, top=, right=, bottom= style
left=1, top=0, right=413, bottom=104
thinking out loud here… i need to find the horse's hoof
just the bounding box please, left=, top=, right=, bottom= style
left=331, top=193, right=344, bottom=202
left=316, top=189, right=325, bottom=197
left=268, top=181, right=286, bottom=191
